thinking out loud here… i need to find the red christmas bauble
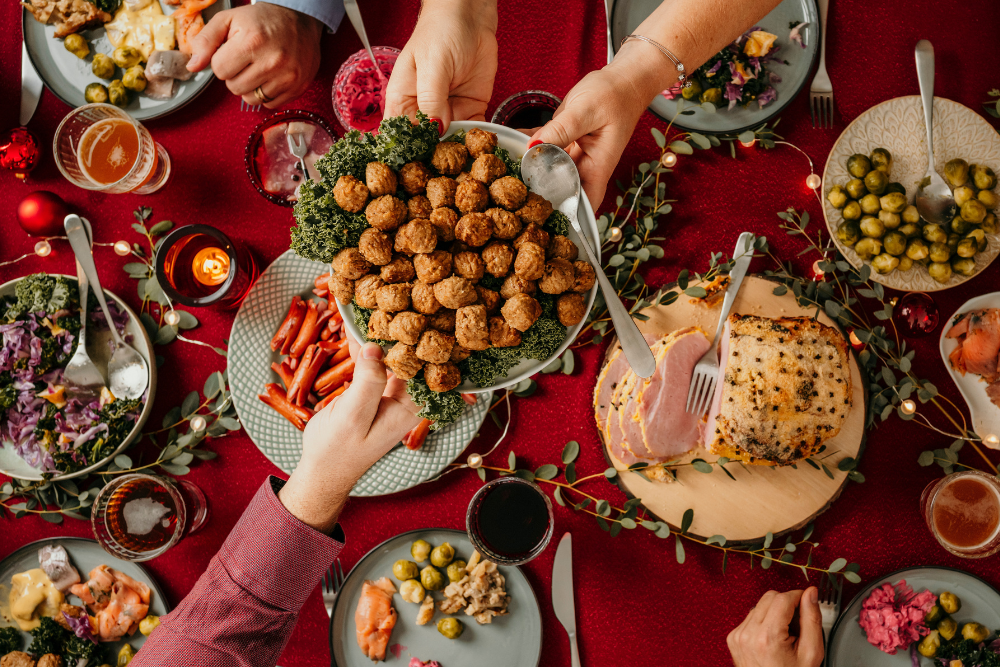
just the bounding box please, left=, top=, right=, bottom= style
left=1, top=127, right=42, bottom=179
left=17, top=191, right=70, bottom=237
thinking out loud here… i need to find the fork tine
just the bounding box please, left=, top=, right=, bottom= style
left=809, top=96, right=816, bottom=128
left=698, top=378, right=716, bottom=415
left=685, top=373, right=700, bottom=412
left=823, top=96, right=830, bottom=129
left=335, top=559, right=345, bottom=592
left=690, top=372, right=707, bottom=413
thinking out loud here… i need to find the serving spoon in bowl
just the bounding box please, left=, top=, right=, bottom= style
left=914, top=39, right=957, bottom=225
left=63, top=218, right=106, bottom=401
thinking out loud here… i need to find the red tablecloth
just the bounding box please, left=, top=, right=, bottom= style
left=3, top=1, right=1000, bottom=665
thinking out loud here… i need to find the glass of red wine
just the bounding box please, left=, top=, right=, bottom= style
left=466, top=476, right=554, bottom=566
left=491, top=90, right=562, bottom=131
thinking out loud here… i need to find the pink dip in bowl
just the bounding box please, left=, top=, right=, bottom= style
left=332, top=46, right=399, bottom=133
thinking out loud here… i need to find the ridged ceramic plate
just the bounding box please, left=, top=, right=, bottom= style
left=940, top=292, right=1000, bottom=444
left=822, top=96, right=1000, bottom=291
left=228, top=250, right=492, bottom=497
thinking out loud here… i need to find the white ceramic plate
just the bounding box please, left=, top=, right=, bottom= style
left=228, top=250, right=493, bottom=497
left=0, top=537, right=171, bottom=656
left=22, top=0, right=229, bottom=121
left=0, top=275, right=156, bottom=482
left=822, top=96, right=1000, bottom=291
left=827, top=566, right=1000, bottom=666
left=329, top=528, right=542, bottom=667
left=939, top=292, right=1000, bottom=443
left=337, top=120, right=601, bottom=394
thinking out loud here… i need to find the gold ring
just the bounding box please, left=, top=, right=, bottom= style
left=254, top=86, right=272, bottom=103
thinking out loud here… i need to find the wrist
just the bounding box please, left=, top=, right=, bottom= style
left=279, top=465, right=352, bottom=533
left=608, top=39, right=680, bottom=109
left=420, top=0, right=497, bottom=30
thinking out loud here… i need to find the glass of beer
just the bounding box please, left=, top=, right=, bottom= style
left=466, top=477, right=554, bottom=566
left=921, top=470, right=1000, bottom=558
left=53, top=103, right=171, bottom=194
left=91, top=473, right=209, bottom=562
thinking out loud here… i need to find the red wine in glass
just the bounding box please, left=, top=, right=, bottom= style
left=491, top=91, right=562, bottom=131
left=467, top=477, right=554, bottom=565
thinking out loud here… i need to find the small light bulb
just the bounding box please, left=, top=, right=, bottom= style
left=740, top=138, right=756, bottom=148
left=467, top=453, right=483, bottom=469
left=984, top=434, right=1000, bottom=449
left=34, top=240, right=52, bottom=257
left=812, top=259, right=825, bottom=280
left=609, top=227, right=623, bottom=243
left=901, top=399, right=916, bottom=415
left=849, top=330, right=863, bottom=349
left=164, top=309, right=181, bottom=326
left=806, top=173, right=822, bottom=190
left=660, top=151, right=678, bottom=168
left=190, top=415, right=207, bottom=432
left=114, top=240, right=131, bottom=256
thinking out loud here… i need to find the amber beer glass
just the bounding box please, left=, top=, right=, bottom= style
left=53, top=104, right=171, bottom=194
left=921, top=470, right=1000, bottom=558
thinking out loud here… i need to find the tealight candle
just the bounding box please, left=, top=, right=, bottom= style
left=191, top=247, right=231, bottom=287
left=154, top=225, right=257, bottom=309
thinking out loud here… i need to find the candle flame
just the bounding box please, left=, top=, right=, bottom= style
left=191, top=247, right=231, bottom=287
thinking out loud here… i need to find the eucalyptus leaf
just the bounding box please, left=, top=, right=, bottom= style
left=114, top=454, right=132, bottom=469
left=681, top=508, right=694, bottom=533
left=668, top=141, right=694, bottom=155
left=148, top=220, right=174, bottom=236
left=177, top=310, right=199, bottom=330
left=181, top=391, right=201, bottom=418
left=155, top=325, right=178, bottom=345
left=553, top=487, right=565, bottom=507
left=675, top=535, right=686, bottom=563
left=604, top=467, right=618, bottom=479
left=828, top=557, right=847, bottom=573
left=620, top=518, right=636, bottom=529
left=562, top=441, right=580, bottom=464
left=203, top=371, right=224, bottom=399
left=534, top=464, right=558, bottom=480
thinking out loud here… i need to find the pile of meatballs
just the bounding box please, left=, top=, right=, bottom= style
left=327, top=128, right=596, bottom=393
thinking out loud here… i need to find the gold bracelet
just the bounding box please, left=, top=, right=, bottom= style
left=620, top=34, right=687, bottom=82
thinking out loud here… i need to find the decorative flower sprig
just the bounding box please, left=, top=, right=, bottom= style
left=983, top=88, right=1000, bottom=119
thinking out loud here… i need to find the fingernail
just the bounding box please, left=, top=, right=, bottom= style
left=807, top=587, right=817, bottom=603
left=527, top=139, right=542, bottom=149
left=429, top=118, right=445, bottom=136
left=362, top=343, right=383, bottom=360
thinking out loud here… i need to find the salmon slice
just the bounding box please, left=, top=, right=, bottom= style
left=986, top=381, right=1000, bottom=409
left=111, top=570, right=151, bottom=605
left=946, top=313, right=971, bottom=339
left=962, top=310, right=1000, bottom=382
left=355, top=578, right=397, bottom=661
left=71, top=565, right=115, bottom=612
left=949, top=344, right=967, bottom=375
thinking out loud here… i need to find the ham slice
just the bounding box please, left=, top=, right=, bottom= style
left=594, top=346, right=641, bottom=466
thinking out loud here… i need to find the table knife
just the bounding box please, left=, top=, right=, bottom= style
left=21, top=41, right=43, bottom=126
left=552, top=532, right=580, bottom=667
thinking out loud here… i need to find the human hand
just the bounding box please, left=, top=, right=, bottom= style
left=186, top=3, right=323, bottom=108
left=727, top=588, right=824, bottom=667
left=384, top=0, right=498, bottom=132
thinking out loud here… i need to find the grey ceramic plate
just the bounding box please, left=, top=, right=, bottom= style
left=0, top=537, right=171, bottom=656
left=827, top=566, right=1000, bottom=666
left=228, top=251, right=492, bottom=496
left=330, top=528, right=542, bottom=667
left=609, top=0, right=818, bottom=134
left=22, top=0, right=229, bottom=121
left=0, top=275, right=156, bottom=482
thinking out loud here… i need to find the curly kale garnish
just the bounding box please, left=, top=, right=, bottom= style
left=372, top=112, right=441, bottom=169
left=406, top=377, right=465, bottom=430
left=314, top=129, right=376, bottom=183
left=461, top=316, right=566, bottom=387
left=0, top=626, right=20, bottom=654
left=544, top=210, right=570, bottom=237
left=291, top=180, right=369, bottom=264
left=494, top=146, right=521, bottom=179
left=444, top=129, right=467, bottom=144
left=26, top=616, right=103, bottom=664
left=6, top=274, right=77, bottom=319
left=89, top=0, right=121, bottom=12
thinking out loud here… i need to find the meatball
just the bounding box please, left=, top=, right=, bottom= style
left=514, top=224, right=550, bottom=251
left=2, top=652, right=37, bottom=667
left=354, top=274, right=384, bottom=309
left=434, top=276, right=478, bottom=309
left=388, top=310, right=427, bottom=345
left=455, top=212, right=493, bottom=247
left=425, top=362, right=462, bottom=392
left=489, top=176, right=528, bottom=210
left=400, top=161, right=432, bottom=195
left=414, top=250, right=453, bottom=284
left=411, top=282, right=442, bottom=314
left=431, top=141, right=468, bottom=176
left=384, top=343, right=423, bottom=380
left=332, top=248, right=371, bottom=279
left=366, top=162, right=397, bottom=197
left=450, top=344, right=472, bottom=362
left=465, top=128, right=498, bottom=158
left=426, top=177, right=458, bottom=208
left=518, top=192, right=554, bottom=225
left=470, top=154, right=506, bottom=184
left=381, top=256, right=416, bottom=283
left=368, top=310, right=394, bottom=340
left=489, top=316, right=522, bottom=348
left=376, top=283, right=412, bottom=312
left=572, top=260, right=597, bottom=292
left=455, top=304, right=490, bottom=351
left=328, top=273, right=355, bottom=305
left=475, top=285, right=500, bottom=313
left=500, top=274, right=537, bottom=300
left=455, top=179, right=489, bottom=214
left=486, top=207, right=522, bottom=240
left=548, top=235, right=578, bottom=260
left=333, top=174, right=369, bottom=212
left=394, top=219, right=437, bottom=254
left=366, top=195, right=407, bottom=231
left=37, top=655, right=63, bottom=667
left=482, top=242, right=514, bottom=277
left=539, top=258, right=575, bottom=294
left=428, top=309, right=456, bottom=333
left=557, top=293, right=587, bottom=326
left=453, top=251, right=485, bottom=281
left=416, top=329, right=455, bottom=364
left=514, top=241, right=546, bottom=280
left=359, top=228, right=393, bottom=266
left=430, top=207, right=458, bottom=242
left=501, top=293, right=542, bottom=332
left=407, top=195, right=433, bottom=220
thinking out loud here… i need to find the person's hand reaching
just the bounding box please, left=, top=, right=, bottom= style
left=727, top=588, right=824, bottom=667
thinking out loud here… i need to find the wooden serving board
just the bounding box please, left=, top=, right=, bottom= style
left=598, top=276, right=867, bottom=543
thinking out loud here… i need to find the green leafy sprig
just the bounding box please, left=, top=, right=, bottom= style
left=984, top=88, right=1000, bottom=119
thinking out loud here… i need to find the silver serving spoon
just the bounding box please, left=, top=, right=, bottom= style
left=343, top=0, right=384, bottom=86
left=64, top=214, right=149, bottom=400
left=914, top=40, right=957, bottom=225
left=521, top=144, right=656, bottom=379
left=63, top=218, right=107, bottom=401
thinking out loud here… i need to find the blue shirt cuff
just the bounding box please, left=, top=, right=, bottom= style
left=258, top=0, right=345, bottom=32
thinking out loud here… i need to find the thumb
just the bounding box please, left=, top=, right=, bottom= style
left=415, top=58, right=454, bottom=133
left=186, top=11, right=232, bottom=72
left=528, top=105, right=589, bottom=150
left=796, top=586, right=825, bottom=666
left=332, top=343, right=388, bottom=431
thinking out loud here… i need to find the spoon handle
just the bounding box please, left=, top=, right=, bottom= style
left=65, top=214, right=124, bottom=346
left=74, top=221, right=93, bottom=354
left=915, top=40, right=936, bottom=173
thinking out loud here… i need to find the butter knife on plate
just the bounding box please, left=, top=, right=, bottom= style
left=21, top=41, right=44, bottom=126
left=552, top=532, right=581, bottom=667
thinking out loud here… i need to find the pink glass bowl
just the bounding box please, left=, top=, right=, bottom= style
left=332, top=46, right=400, bottom=133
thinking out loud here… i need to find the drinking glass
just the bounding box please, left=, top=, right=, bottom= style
left=154, top=224, right=259, bottom=309
left=491, top=90, right=562, bottom=129
left=921, top=470, right=1000, bottom=558
left=91, top=473, right=209, bottom=562
left=466, top=476, right=554, bottom=566
left=332, top=46, right=399, bottom=133
left=53, top=103, right=171, bottom=194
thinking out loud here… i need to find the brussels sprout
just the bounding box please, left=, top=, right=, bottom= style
left=961, top=199, right=987, bottom=224
left=885, top=182, right=906, bottom=195
left=924, top=602, right=946, bottom=625
left=905, top=238, right=930, bottom=260
left=870, top=148, right=893, bottom=175
left=897, top=256, right=914, bottom=271
left=952, top=258, right=976, bottom=277
left=902, top=205, right=921, bottom=224
left=854, top=237, right=882, bottom=260
left=929, top=242, right=951, bottom=263
left=827, top=185, right=849, bottom=209
left=937, top=616, right=959, bottom=640
left=917, top=630, right=940, bottom=658
left=842, top=200, right=862, bottom=221
left=446, top=560, right=468, bottom=582
left=421, top=565, right=446, bottom=591
left=947, top=233, right=961, bottom=253
left=681, top=79, right=703, bottom=100
left=860, top=216, right=884, bottom=238
left=865, top=170, right=888, bottom=195
left=871, top=253, right=899, bottom=275
left=877, top=210, right=901, bottom=230
left=961, top=622, right=990, bottom=643
left=117, top=644, right=135, bottom=666
left=437, top=617, right=464, bottom=639
left=845, top=178, right=867, bottom=200
left=64, top=34, right=89, bottom=59
left=950, top=216, right=972, bottom=235
left=968, top=228, right=988, bottom=252
left=108, top=80, right=128, bottom=107
left=859, top=193, right=882, bottom=215
left=112, top=46, right=142, bottom=69
left=122, top=66, right=146, bottom=92
left=700, top=88, right=723, bottom=105
left=879, top=192, right=907, bottom=214
left=978, top=188, right=998, bottom=210
left=953, top=185, right=975, bottom=207
left=883, top=231, right=907, bottom=256
left=393, top=560, right=419, bottom=581
left=837, top=222, right=861, bottom=246
left=92, top=53, right=115, bottom=80
left=430, top=543, right=455, bottom=567
left=411, top=540, right=432, bottom=562
left=923, top=223, right=948, bottom=244
left=399, top=579, right=426, bottom=603
left=899, top=223, right=922, bottom=239
left=982, top=213, right=998, bottom=234
left=971, top=164, right=997, bottom=190
left=956, top=238, right=978, bottom=258
left=944, top=158, right=969, bottom=188
left=84, top=82, right=109, bottom=104
left=929, top=262, right=952, bottom=283
left=847, top=154, right=872, bottom=179
left=139, top=615, right=160, bottom=636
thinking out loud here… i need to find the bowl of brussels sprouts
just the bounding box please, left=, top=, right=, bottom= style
left=822, top=96, right=1000, bottom=291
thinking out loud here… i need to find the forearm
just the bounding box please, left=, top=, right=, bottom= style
left=419, top=0, right=497, bottom=31
left=279, top=459, right=355, bottom=534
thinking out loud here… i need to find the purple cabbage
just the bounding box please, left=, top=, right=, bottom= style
left=758, top=87, right=778, bottom=108
left=63, top=611, right=98, bottom=645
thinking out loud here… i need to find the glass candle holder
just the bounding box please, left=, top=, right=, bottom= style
left=921, top=470, right=1000, bottom=558
left=332, top=46, right=400, bottom=133
left=466, top=476, right=554, bottom=566
left=245, top=109, right=336, bottom=207
left=155, top=225, right=258, bottom=308
left=53, top=103, right=170, bottom=194
left=491, top=90, right=562, bottom=130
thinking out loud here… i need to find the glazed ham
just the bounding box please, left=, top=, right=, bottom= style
left=947, top=309, right=1000, bottom=390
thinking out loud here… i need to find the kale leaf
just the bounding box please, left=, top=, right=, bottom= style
left=314, top=129, right=376, bottom=183
left=0, top=626, right=20, bottom=654
left=937, top=638, right=1000, bottom=667
left=291, top=181, right=369, bottom=263
left=63, top=631, right=103, bottom=664
left=352, top=304, right=390, bottom=345
left=0, top=372, right=17, bottom=411
left=461, top=316, right=566, bottom=387
left=88, top=0, right=121, bottom=12
left=494, top=146, right=521, bottom=179
left=406, top=377, right=465, bottom=430
left=545, top=210, right=570, bottom=237
left=7, top=274, right=77, bottom=319
left=27, top=617, right=64, bottom=657
left=372, top=112, right=440, bottom=169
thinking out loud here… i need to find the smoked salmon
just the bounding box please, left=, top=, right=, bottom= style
left=947, top=308, right=1000, bottom=408
left=69, top=565, right=152, bottom=641
left=355, top=578, right=397, bottom=661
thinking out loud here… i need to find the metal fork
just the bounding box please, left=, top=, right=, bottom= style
left=287, top=130, right=317, bottom=183
left=321, top=558, right=346, bottom=618
left=818, top=574, right=842, bottom=656
left=63, top=219, right=106, bottom=401
left=809, top=0, right=834, bottom=128
left=240, top=99, right=261, bottom=112
left=685, top=232, right=754, bottom=415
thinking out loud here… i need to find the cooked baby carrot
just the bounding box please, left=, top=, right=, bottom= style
left=288, top=344, right=334, bottom=406
left=315, top=382, right=350, bottom=411
left=404, top=419, right=433, bottom=450
left=314, top=272, right=331, bottom=288
left=271, top=361, right=294, bottom=388
left=289, top=300, right=321, bottom=358
left=271, top=296, right=306, bottom=354
left=315, top=358, right=355, bottom=395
